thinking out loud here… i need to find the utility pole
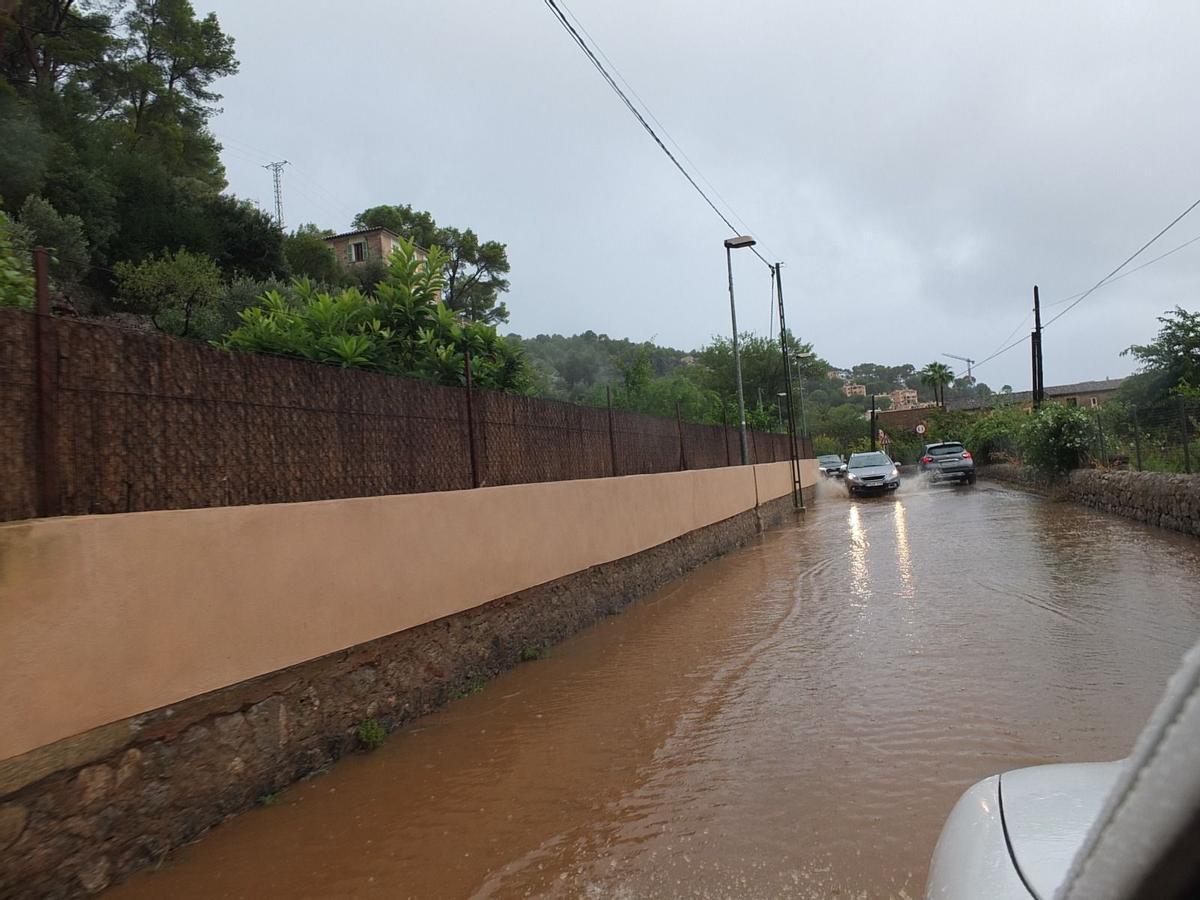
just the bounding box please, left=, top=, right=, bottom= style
left=1032, top=285, right=1045, bottom=407
left=774, top=262, right=803, bottom=509
left=870, top=394, right=877, bottom=452
left=263, top=160, right=289, bottom=229
left=723, top=238, right=755, bottom=465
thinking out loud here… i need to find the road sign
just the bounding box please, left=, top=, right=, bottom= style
left=915, top=424, right=926, bottom=434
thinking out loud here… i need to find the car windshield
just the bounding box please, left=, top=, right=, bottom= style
left=929, top=443, right=965, bottom=456
left=818, top=455, right=842, bottom=465
left=848, top=452, right=891, bottom=468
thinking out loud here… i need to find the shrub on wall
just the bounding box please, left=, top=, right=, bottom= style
left=1019, top=403, right=1092, bottom=474
left=966, top=407, right=1027, bottom=463
left=0, top=209, right=34, bottom=309
left=221, top=238, right=532, bottom=392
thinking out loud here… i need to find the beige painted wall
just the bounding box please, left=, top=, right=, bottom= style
left=0, top=461, right=814, bottom=762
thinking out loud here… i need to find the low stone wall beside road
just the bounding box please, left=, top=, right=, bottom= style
left=1065, top=469, right=1200, bottom=537
left=980, top=465, right=1200, bottom=537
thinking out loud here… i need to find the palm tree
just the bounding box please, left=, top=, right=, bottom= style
left=920, top=361, right=955, bottom=407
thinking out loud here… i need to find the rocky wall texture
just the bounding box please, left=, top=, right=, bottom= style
left=1064, top=469, right=1200, bottom=537
left=979, top=465, right=1199, bottom=537
left=0, top=492, right=805, bottom=898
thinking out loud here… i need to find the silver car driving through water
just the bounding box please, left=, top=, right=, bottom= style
left=844, top=451, right=900, bottom=496
left=817, top=454, right=845, bottom=477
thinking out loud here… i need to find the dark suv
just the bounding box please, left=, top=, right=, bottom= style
left=919, top=441, right=975, bottom=484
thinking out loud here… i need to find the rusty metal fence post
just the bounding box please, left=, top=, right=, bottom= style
left=1181, top=396, right=1193, bottom=475
left=464, top=348, right=481, bottom=488
left=675, top=401, right=687, bottom=471
left=1132, top=406, right=1143, bottom=472
left=606, top=385, right=618, bottom=477
left=722, top=403, right=732, bottom=467
left=33, top=247, right=61, bottom=517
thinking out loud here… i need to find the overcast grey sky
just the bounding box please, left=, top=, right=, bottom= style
left=202, top=1, right=1200, bottom=390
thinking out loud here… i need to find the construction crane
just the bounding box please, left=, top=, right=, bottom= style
left=944, top=353, right=975, bottom=380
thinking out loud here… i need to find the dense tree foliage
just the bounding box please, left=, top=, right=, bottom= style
left=0, top=208, right=34, bottom=308
left=0, top=0, right=287, bottom=294
left=283, top=224, right=341, bottom=285
left=114, top=248, right=222, bottom=337
left=1122, top=307, right=1200, bottom=404
left=919, top=361, right=955, bottom=406
left=13, top=194, right=88, bottom=288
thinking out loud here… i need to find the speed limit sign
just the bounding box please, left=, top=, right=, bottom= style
left=916, top=424, right=926, bottom=434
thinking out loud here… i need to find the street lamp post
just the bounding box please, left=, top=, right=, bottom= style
left=724, top=235, right=756, bottom=465
left=792, top=351, right=813, bottom=445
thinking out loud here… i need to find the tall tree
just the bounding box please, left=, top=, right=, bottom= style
left=353, top=203, right=512, bottom=324
left=1122, top=306, right=1200, bottom=403
left=283, top=223, right=341, bottom=285
left=114, top=247, right=222, bottom=337
left=15, top=195, right=89, bottom=286
left=2, top=0, right=240, bottom=268
left=0, top=0, right=117, bottom=93
left=919, top=361, right=955, bottom=407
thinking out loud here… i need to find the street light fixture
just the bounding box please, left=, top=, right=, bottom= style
left=724, top=235, right=756, bottom=464
left=791, top=351, right=814, bottom=441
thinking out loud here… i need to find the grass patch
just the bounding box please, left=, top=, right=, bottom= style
left=519, top=646, right=544, bottom=662
left=355, top=717, right=386, bottom=751
left=453, top=675, right=488, bottom=700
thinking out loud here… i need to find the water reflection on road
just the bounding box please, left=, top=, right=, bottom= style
left=113, top=481, right=1200, bottom=898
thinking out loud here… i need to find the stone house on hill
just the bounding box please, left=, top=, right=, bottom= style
left=324, top=228, right=426, bottom=268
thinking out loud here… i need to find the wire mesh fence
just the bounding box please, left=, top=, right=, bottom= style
left=1086, top=398, right=1199, bottom=474
left=0, top=310, right=809, bottom=522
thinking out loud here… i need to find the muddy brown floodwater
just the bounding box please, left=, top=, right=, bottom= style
left=112, top=481, right=1200, bottom=899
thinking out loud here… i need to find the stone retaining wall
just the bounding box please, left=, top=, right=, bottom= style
left=0, top=489, right=809, bottom=898
left=979, top=465, right=1199, bottom=537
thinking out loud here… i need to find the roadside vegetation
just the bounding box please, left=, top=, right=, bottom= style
left=904, top=308, right=1199, bottom=476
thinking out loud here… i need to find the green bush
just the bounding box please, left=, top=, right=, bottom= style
left=966, top=407, right=1026, bottom=463
left=887, top=429, right=924, bottom=464
left=1019, top=403, right=1092, bottom=474
left=221, top=239, right=531, bottom=392
left=812, top=434, right=841, bottom=457
left=114, top=249, right=224, bottom=337
left=355, top=718, right=386, bottom=750
left=0, top=210, right=34, bottom=309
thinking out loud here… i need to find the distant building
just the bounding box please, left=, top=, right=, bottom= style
left=888, top=388, right=920, bottom=409
left=947, top=378, right=1126, bottom=412
left=827, top=368, right=849, bottom=381
left=842, top=382, right=867, bottom=397
left=324, top=227, right=424, bottom=267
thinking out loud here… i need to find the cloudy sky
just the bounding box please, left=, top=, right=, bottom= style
left=202, top=1, right=1200, bottom=390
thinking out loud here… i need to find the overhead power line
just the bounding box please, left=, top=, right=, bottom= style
left=1042, top=196, right=1200, bottom=329
left=962, top=201, right=1200, bottom=379
left=541, top=0, right=775, bottom=269
left=554, top=0, right=777, bottom=261
left=1044, top=230, right=1200, bottom=308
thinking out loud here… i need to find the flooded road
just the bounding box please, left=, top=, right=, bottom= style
left=113, top=481, right=1200, bottom=898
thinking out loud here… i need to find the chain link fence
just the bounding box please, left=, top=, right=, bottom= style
left=0, top=310, right=808, bottom=522
left=1087, top=398, right=1199, bottom=474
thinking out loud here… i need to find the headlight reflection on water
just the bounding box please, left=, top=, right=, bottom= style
left=848, top=504, right=870, bottom=605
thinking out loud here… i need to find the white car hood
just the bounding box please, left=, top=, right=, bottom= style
left=1001, top=761, right=1124, bottom=899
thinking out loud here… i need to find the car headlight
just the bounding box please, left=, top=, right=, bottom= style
left=890, top=468, right=899, bottom=478
left=846, top=472, right=858, bottom=480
